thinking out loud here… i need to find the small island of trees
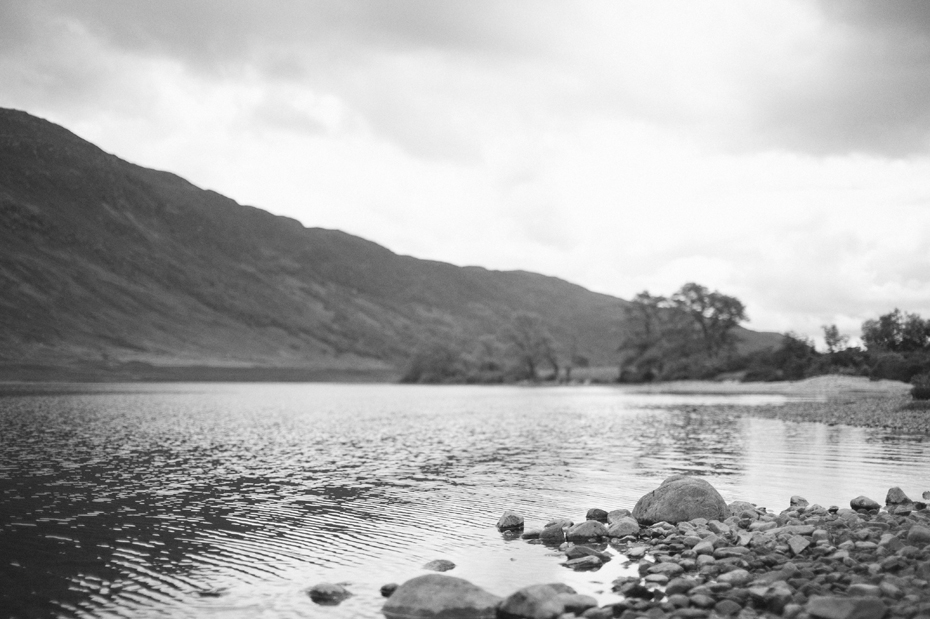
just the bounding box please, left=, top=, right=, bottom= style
left=401, top=282, right=930, bottom=391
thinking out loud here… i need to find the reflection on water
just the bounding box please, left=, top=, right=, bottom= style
left=1, top=384, right=928, bottom=618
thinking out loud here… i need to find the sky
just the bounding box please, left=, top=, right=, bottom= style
left=2, top=0, right=930, bottom=346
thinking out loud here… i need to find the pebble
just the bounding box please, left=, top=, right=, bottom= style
left=422, top=559, right=456, bottom=572
left=308, top=582, right=351, bottom=605
left=388, top=485, right=930, bottom=619
left=380, top=583, right=398, bottom=597
left=907, top=524, right=930, bottom=545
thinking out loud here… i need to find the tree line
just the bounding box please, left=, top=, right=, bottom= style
left=400, top=312, right=569, bottom=384
left=401, top=282, right=930, bottom=387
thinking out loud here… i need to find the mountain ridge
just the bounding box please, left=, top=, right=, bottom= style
left=0, top=108, right=782, bottom=381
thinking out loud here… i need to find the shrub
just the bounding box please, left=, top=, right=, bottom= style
left=911, top=372, right=930, bottom=401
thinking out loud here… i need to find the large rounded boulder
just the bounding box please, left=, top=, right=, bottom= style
left=632, top=475, right=728, bottom=525
left=498, top=583, right=577, bottom=619
left=382, top=574, right=501, bottom=619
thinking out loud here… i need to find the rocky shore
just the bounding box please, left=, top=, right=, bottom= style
left=313, top=475, right=930, bottom=619
left=723, top=395, right=930, bottom=435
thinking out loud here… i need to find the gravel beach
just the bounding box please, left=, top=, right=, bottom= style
left=372, top=480, right=930, bottom=619
left=634, top=375, right=930, bottom=434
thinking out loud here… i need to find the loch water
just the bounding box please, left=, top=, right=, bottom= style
left=1, top=383, right=928, bottom=618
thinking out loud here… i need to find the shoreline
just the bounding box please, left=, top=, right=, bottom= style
left=717, top=395, right=930, bottom=435
left=368, top=481, right=930, bottom=619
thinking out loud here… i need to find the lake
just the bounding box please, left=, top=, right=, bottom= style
left=1, top=383, right=928, bottom=618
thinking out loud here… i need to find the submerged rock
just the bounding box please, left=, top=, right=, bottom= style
left=632, top=475, right=728, bottom=525
left=423, top=559, right=456, bottom=572
left=563, top=544, right=611, bottom=563
left=307, top=582, right=351, bottom=605
left=382, top=574, right=501, bottom=619
left=539, top=518, right=572, bottom=543
left=886, top=486, right=910, bottom=505
left=498, top=510, right=525, bottom=531
left=562, top=555, right=601, bottom=570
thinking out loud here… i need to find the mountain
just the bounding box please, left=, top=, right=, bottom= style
left=0, top=108, right=783, bottom=381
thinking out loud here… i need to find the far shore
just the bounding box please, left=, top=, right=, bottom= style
left=622, top=375, right=911, bottom=398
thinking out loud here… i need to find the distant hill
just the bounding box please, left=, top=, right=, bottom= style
left=0, top=108, right=783, bottom=381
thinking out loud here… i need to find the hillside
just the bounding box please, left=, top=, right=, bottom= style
left=0, top=108, right=782, bottom=381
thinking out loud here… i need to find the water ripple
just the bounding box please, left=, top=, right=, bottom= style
left=1, top=384, right=929, bottom=618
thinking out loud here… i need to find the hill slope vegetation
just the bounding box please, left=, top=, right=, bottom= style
left=0, top=109, right=780, bottom=381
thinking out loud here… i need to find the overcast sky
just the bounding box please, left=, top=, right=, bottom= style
left=3, top=1, right=930, bottom=345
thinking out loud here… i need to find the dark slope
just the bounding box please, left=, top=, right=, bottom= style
left=0, top=109, right=782, bottom=380
left=0, top=109, right=635, bottom=379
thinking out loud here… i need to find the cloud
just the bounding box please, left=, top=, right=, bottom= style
left=4, top=0, right=930, bottom=341
left=745, top=0, right=930, bottom=157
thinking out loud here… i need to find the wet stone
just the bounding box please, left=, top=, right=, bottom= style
left=667, top=594, right=690, bottom=608
left=381, top=583, right=399, bottom=598
left=308, top=582, right=351, bottom=605
left=645, top=574, right=669, bottom=585
left=560, top=593, right=598, bottom=615
left=648, top=562, right=684, bottom=577
left=617, top=582, right=653, bottom=600
left=540, top=519, right=572, bottom=543
left=789, top=535, right=811, bottom=556
left=566, top=520, right=609, bottom=542
left=564, top=555, right=602, bottom=570
left=586, top=508, right=609, bottom=522
left=851, top=496, right=881, bottom=511
left=713, top=547, right=750, bottom=559
left=714, top=599, right=743, bottom=616
left=886, top=487, right=910, bottom=506
left=609, top=509, right=633, bottom=524
left=717, top=569, right=752, bottom=586
left=499, top=583, right=576, bottom=619
left=847, top=584, right=881, bottom=597
left=498, top=510, right=525, bottom=531
left=907, top=525, right=930, bottom=546
left=423, top=559, right=456, bottom=572
left=666, top=577, right=699, bottom=595
left=564, top=545, right=611, bottom=562
left=807, top=595, right=887, bottom=619
left=609, top=517, right=641, bottom=538
left=689, top=594, right=716, bottom=609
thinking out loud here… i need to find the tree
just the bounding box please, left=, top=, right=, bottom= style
left=774, top=332, right=818, bottom=380
left=501, top=312, right=559, bottom=380
left=822, top=324, right=849, bottom=353
left=619, top=292, right=667, bottom=357
left=400, top=340, right=467, bottom=383
left=618, top=283, right=747, bottom=381
left=670, top=283, right=748, bottom=357
left=862, top=309, right=930, bottom=353
left=618, top=291, right=677, bottom=380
